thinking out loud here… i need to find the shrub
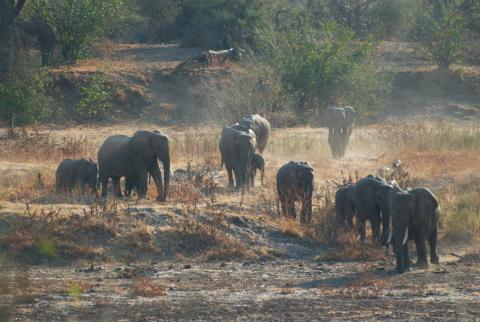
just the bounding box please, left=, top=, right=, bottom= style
left=179, top=0, right=266, bottom=48
left=75, top=74, right=115, bottom=120
left=0, top=67, right=60, bottom=125
left=411, top=0, right=467, bottom=69
left=255, top=20, right=388, bottom=122
left=29, top=0, right=125, bottom=62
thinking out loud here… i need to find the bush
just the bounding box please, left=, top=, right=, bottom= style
left=74, top=74, right=115, bottom=120
left=0, top=68, right=60, bottom=125
left=29, top=0, right=125, bottom=62
left=179, top=0, right=266, bottom=48
left=411, top=0, right=467, bottom=69
left=255, top=20, right=388, bottom=122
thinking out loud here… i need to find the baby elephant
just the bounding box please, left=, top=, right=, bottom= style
left=55, top=159, right=98, bottom=193
left=125, top=172, right=148, bottom=198
left=249, top=153, right=265, bottom=188
left=276, top=161, right=314, bottom=224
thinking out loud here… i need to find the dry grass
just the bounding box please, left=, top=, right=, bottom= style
left=131, top=278, right=167, bottom=297
left=438, top=179, right=480, bottom=243
left=0, top=203, right=120, bottom=262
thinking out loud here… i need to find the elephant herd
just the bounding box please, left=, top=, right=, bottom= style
left=53, top=109, right=439, bottom=274
left=335, top=175, right=440, bottom=274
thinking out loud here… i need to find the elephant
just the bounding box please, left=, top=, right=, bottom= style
left=324, top=106, right=356, bottom=159
left=276, top=161, right=314, bottom=224
left=219, top=126, right=257, bottom=191
left=335, top=184, right=355, bottom=229
left=55, top=159, right=97, bottom=193
left=351, top=176, right=394, bottom=244
left=97, top=131, right=170, bottom=201
left=17, top=20, right=54, bottom=65
left=388, top=187, right=440, bottom=274
left=239, top=114, right=270, bottom=154
left=249, top=152, right=265, bottom=188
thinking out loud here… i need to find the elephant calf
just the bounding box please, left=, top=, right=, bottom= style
left=249, top=152, right=265, bottom=188
left=276, top=161, right=314, bottom=224
left=335, top=184, right=355, bottom=229
left=55, top=159, right=98, bottom=193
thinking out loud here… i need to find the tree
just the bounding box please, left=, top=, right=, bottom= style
left=412, top=0, right=466, bottom=69
left=29, top=0, right=125, bottom=62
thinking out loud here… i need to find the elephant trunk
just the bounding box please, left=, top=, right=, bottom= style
left=394, top=226, right=408, bottom=274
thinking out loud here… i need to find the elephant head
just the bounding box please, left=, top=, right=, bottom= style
left=293, top=162, right=314, bottom=223
left=130, top=131, right=170, bottom=201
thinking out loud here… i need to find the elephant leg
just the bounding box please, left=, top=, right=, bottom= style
left=278, top=190, right=287, bottom=216
left=403, top=243, right=411, bottom=271
left=113, top=177, right=123, bottom=198
left=371, top=218, right=381, bottom=244
left=300, top=195, right=312, bottom=225
left=149, top=162, right=164, bottom=201
left=358, top=217, right=366, bottom=242
left=137, top=171, right=148, bottom=199
left=428, top=228, right=439, bottom=264
left=226, top=167, right=235, bottom=188
left=100, top=175, right=108, bottom=197
left=286, top=194, right=296, bottom=220
left=414, top=234, right=428, bottom=268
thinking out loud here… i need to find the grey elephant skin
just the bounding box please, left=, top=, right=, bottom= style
left=124, top=172, right=148, bottom=197
left=249, top=152, right=265, bottom=188
left=98, top=131, right=170, bottom=201
left=351, top=176, right=394, bottom=244
left=17, top=20, right=54, bottom=65
left=389, top=187, right=440, bottom=274
left=239, top=114, right=270, bottom=154
left=276, top=161, right=314, bottom=224
left=324, top=106, right=356, bottom=159
left=219, top=126, right=257, bottom=191
left=335, top=184, right=355, bottom=229
left=55, top=159, right=97, bottom=193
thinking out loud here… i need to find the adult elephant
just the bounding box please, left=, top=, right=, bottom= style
left=55, top=159, right=97, bottom=193
left=98, top=131, right=170, bottom=201
left=324, top=106, right=356, bottom=158
left=276, top=161, right=314, bottom=224
left=388, top=187, right=440, bottom=274
left=219, top=126, right=256, bottom=191
left=17, top=20, right=54, bottom=65
left=335, top=184, right=355, bottom=229
left=239, top=114, right=270, bottom=154
left=352, top=176, right=394, bottom=244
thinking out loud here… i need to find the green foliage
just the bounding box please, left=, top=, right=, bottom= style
left=255, top=20, right=388, bottom=121
left=75, top=74, right=114, bottom=120
left=29, top=0, right=125, bottom=61
left=179, top=0, right=266, bottom=48
left=412, top=0, right=467, bottom=69
left=0, top=68, right=59, bottom=125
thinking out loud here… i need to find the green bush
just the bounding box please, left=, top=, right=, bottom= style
left=29, top=0, right=125, bottom=62
left=255, top=20, right=388, bottom=121
left=412, top=0, right=467, bottom=69
left=75, top=75, right=115, bottom=120
left=0, top=68, right=59, bottom=125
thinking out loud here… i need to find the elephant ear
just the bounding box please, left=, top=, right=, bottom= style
left=130, top=131, right=154, bottom=162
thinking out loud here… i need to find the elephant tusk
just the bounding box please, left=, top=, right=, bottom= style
left=380, top=211, right=383, bottom=219
left=402, top=227, right=409, bottom=245
left=387, top=229, right=393, bottom=244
